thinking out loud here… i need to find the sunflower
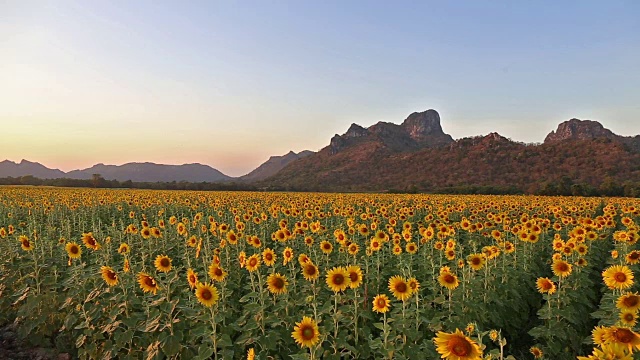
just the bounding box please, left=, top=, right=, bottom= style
left=208, top=263, right=228, bottom=282
left=434, top=329, right=483, bottom=360
left=298, top=253, right=310, bottom=265
left=592, top=326, right=608, bottom=346
left=19, top=235, right=33, bottom=251
left=346, top=265, right=363, bottom=289
left=187, top=268, right=198, bottom=289
left=65, top=242, right=82, bottom=259
left=246, top=348, right=255, bottom=360
left=291, top=316, right=320, bottom=348
left=438, top=271, right=460, bottom=290
left=302, top=263, right=319, bottom=282
left=617, top=292, right=640, bottom=313
left=326, top=266, right=350, bottom=293
left=372, top=294, right=390, bottom=313
left=603, top=265, right=634, bottom=290
left=577, top=343, right=633, bottom=360
left=552, top=260, right=572, bottom=278
left=246, top=254, right=261, bottom=272
left=262, top=248, right=276, bottom=267
left=467, top=254, right=485, bottom=271
left=536, top=277, right=556, bottom=295
left=283, top=247, right=294, bottom=265
left=620, top=311, right=638, bottom=327
left=408, top=277, right=420, bottom=294
left=389, top=275, right=411, bottom=301
left=186, top=235, right=198, bottom=248
left=320, top=241, right=333, bottom=254
left=154, top=255, right=172, bottom=273
left=138, top=272, right=160, bottom=295
left=626, top=251, right=640, bottom=265
left=530, top=346, right=543, bottom=359
left=118, top=243, right=130, bottom=255
left=140, top=227, right=151, bottom=239
left=370, top=238, right=382, bottom=252
left=603, top=326, right=640, bottom=353
left=195, top=282, right=219, bottom=307
left=348, top=243, right=359, bottom=256
left=267, top=273, right=288, bottom=295
left=82, top=232, right=100, bottom=251
left=100, top=266, right=118, bottom=286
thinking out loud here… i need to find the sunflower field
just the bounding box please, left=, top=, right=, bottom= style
left=1, top=187, right=640, bottom=359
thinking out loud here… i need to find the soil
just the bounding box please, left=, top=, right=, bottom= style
left=0, top=324, right=71, bottom=360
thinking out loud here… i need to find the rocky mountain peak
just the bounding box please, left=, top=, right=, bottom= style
left=400, top=109, right=444, bottom=139
left=544, top=118, right=616, bottom=143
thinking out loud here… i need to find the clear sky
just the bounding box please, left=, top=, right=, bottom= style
left=2, top=1, right=639, bottom=176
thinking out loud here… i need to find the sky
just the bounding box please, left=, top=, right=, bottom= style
left=1, top=1, right=639, bottom=177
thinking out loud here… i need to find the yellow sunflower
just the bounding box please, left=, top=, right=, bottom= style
left=617, top=292, right=640, bottom=313
left=246, top=348, right=255, bottom=360
left=603, top=265, right=634, bottom=290
left=438, top=271, right=460, bottom=291
left=389, top=275, right=411, bottom=302
left=117, top=243, right=130, bottom=255
left=195, top=282, right=219, bottom=307
left=187, top=268, right=198, bottom=289
left=65, top=242, right=82, bottom=259
left=372, top=294, right=390, bottom=313
left=154, top=255, right=172, bottom=273
left=552, top=260, right=572, bottom=278
left=467, top=254, right=485, bottom=271
left=100, top=266, right=118, bottom=286
left=302, top=263, right=319, bottom=282
left=208, top=263, right=228, bottom=282
left=603, top=326, right=640, bottom=353
left=620, top=311, right=638, bottom=327
left=325, top=266, right=350, bottom=293
left=283, top=247, right=294, bottom=265
left=320, top=240, right=333, bottom=254
left=408, top=277, right=420, bottom=294
left=246, top=254, right=261, bottom=272
left=291, top=316, right=320, bottom=348
left=138, top=272, right=160, bottom=295
left=267, top=273, right=288, bottom=295
left=345, top=265, right=363, bottom=289
left=434, top=328, right=483, bottom=360
left=262, top=248, right=276, bottom=267
left=530, top=346, right=543, bottom=359
left=536, top=277, right=556, bottom=295
left=81, top=232, right=100, bottom=251
left=19, top=235, right=33, bottom=251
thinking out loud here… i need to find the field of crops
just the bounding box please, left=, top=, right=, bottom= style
left=1, top=187, right=639, bottom=359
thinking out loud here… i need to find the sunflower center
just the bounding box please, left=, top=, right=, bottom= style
left=624, top=313, right=635, bottom=322
left=395, top=282, right=407, bottom=293
left=472, top=258, right=481, bottom=265
left=189, top=275, right=196, bottom=283
left=444, top=274, right=455, bottom=284
left=249, top=259, right=257, bottom=267
left=214, top=268, right=223, bottom=276
left=201, top=289, right=212, bottom=300
left=306, top=266, right=316, bottom=275
left=625, top=296, right=640, bottom=307
left=631, top=253, right=640, bottom=260
left=144, top=277, right=155, bottom=287
left=266, top=254, right=273, bottom=261
left=273, top=278, right=284, bottom=288
left=70, top=246, right=79, bottom=254
left=615, top=328, right=635, bottom=343
left=449, top=338, right=471, bottom=356
left=376, top=298, right=386, bottom=307
left=349, top=272, right=358, bottom=282
left=107, top=271, right=117, bottom=280
left=333, top=274, right=345, bottom=285
left=160, top=258, right=170, bottom=267
left=615, top=272, right=628, bottom=282
left=301, top=326, right=314, bottom=340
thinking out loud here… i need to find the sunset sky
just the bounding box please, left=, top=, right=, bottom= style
left=2, top=1, right=639, bottom=176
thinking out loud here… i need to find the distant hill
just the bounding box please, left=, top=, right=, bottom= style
left=0, top=160, right=66, bottom=179
left=259, top=110, right=640, bottom=193
left=66, top=162, right=232, bottom=183
left=240, top=150, right=314, bottom=182
left=0, top=161, right=232, bottom=183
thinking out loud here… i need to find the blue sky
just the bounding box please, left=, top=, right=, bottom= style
left=2, top=1, right=639, bottom=176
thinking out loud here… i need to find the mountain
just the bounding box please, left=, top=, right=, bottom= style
left=0, top=160, right=66, bottom=179
left=260, top=112, right=640, bottom=193
left=329, top=109, right=453, bottom=154
left=240, top=150, right=314, bottom=182
left=66, top=162, right=232, bottom=183
left=545, top=118, right=640, bottom=153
